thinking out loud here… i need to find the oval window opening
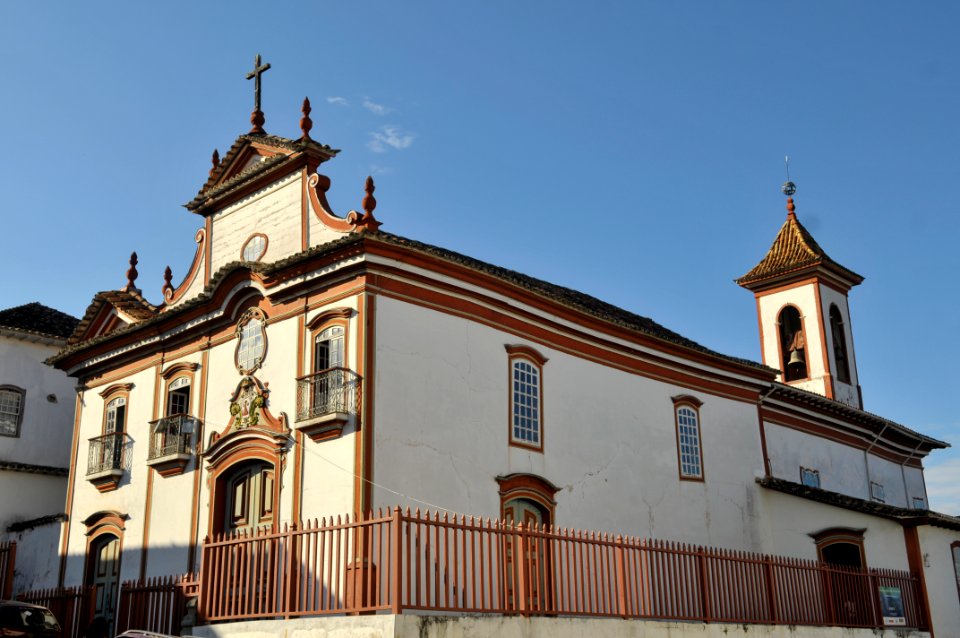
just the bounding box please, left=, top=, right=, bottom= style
left=241, top=234, right=267, bottom=262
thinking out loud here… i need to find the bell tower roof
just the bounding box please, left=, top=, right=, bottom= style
left=736, top=197, right=864, bottom=292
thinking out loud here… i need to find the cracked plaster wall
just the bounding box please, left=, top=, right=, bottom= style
left=371, top=296, right=769, bottom=551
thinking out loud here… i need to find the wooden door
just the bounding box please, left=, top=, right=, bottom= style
left=89, top=535, right=121, bottom=629
left=503, top=499, right=550, bottom=612
left=225, top=462, right=275, bottom=534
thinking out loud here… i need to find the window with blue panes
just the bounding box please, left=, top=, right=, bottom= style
left=676, top=406, right=703, bottom=479
left=511, top=359, right=541, bottom=447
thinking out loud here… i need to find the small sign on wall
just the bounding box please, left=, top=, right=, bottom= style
left=879, top=585, right=906, bottom=626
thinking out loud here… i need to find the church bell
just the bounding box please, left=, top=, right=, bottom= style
left=788, top=348, right=805, bottom=366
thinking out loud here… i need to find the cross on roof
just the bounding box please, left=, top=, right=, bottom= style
left=246, top=54, right=271, bottom=133
left=246, top=54, right=271, bottom=112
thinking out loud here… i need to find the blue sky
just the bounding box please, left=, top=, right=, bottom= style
left=2, top=2, right=958, bottom=512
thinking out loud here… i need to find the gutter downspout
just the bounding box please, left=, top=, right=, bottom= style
left=863, top=424, right=890, bottom=501
left=757, top=385, right=778, bottom=478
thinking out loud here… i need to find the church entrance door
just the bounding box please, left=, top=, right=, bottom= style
left=224, top=461, right=275, bottom=534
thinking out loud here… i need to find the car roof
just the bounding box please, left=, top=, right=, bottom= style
left=0, top=601, right=51, bottom=610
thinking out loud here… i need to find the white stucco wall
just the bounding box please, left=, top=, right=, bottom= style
left=6, top=518, right=61, bottom=593
left=765, top=421, right=869, bottom=500
left=819, top=285, right=860, bottom=409
left=756, top=488, right=910, bottom=570
left=0, top=336, right=76, bottom=469
left=209, top=173, right=302, bottom=273
left=191, top=613, right=931, bottom=638
left=757, top=286, right=829, bottom=398
left=63, top=291, right=370, bottom=585
left=917, top=524, right=960, bottom=636
left=765, top=421, right=924, bottom=510
left=0, top=471, right=65, bottom=532
left=371, top=296, right=769, bottom=550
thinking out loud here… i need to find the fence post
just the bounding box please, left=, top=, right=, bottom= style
left=614, top=536, right=629, bottom=618
left=821, top=563, right=836, bottom=626
left=516, top=523, right=528, bottom=615
left=867, top=569, right=881, bottom=628
left=391, top=507, right=402, bottom=614
left=196, top=537, right=209, bottom=622
left=697, top=547, right=711, bottom=622
left=763, top=556, right=778, bottom=624
left=2, top=542, right=15, bottom=599
left=284, top=523, right=297, bottom=618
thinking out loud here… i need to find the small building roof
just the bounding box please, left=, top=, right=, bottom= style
left=736, top=198, right=864, bottom=290
left=0, top=302, right=79, bottom=340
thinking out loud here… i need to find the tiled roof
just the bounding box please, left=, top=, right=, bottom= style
left=0, top=460, right=69, bottom=476
left=186, top=133, right=339, bottom=212
left=51, top=232, right=777, bottom=376
left=737, top=206, right=863, bottom=287
left=66, top=289, right=159, bottom=345
left=0, top=302, right=79, bottom=339
left=758, top=476, right=960, bottom=530
left=768, top=383, right=948, bottom=450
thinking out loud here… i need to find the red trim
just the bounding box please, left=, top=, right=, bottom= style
left=507, top=348, right=545, bottom=452
left=812, top=283, right=834, bottom=399
left=161, top=361, right=199, bottom=380
left=307, top=173, right=355, bottom=232
left=240, top=233, right=269, bottom=263
left=164, top=228, right=207, bottom=306
left=496, top=473, right=559, bottom=524
left=673, top=400, right=705, bottom=482
left=504, top=343, right=549, bottom=366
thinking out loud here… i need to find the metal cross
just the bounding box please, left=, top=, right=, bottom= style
left=246, top=54, right=271, bottom=112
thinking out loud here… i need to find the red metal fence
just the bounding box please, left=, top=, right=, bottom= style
left=17, top=586, right=95, bottom=638
left=196, top=508, right=926, bottom=629
left=115, top=574, right=194, bottom=635
left=0, top=541, right=15, bottom=599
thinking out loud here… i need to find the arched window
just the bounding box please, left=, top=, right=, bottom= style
left=672, top=395, right=704, bottom=480
left=314, top=325, right=344, bottom=372
left=166, top=377, right=191, bottom=416
left=829, top=304, right=851, bottom=384
left=105, top=397, right=126, bottom=434
left=811, top=527, right=866, bottom=567
left=778, top=306, right=808, bottom=381
left=0, top=385, right=25, bottom=437
left=505, top=345, right=548, bottom=451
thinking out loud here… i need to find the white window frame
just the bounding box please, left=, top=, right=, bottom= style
left=0, top=386, right=25, bottom=437
left=675, top=402, right=704, bottom=480
left=510, top=358, right=542, bottom=449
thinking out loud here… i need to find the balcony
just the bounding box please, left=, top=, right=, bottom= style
left=295, top=367, right=360, bottom=441
left=87, top=432, right=131, bottom=492
left=147, top=414, right=198, bottom=477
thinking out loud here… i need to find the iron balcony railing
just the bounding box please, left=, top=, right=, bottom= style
left=87, top=432, right=131, bottom=475
left=148, top=414, right=199, bottom=460
left=295, top=367, right=360, bottom=422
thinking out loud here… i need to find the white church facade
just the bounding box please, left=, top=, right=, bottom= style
left=43, top=78, right=960, bottom=635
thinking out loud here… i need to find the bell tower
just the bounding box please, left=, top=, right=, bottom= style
left=737, top=183, right=864, bottom=408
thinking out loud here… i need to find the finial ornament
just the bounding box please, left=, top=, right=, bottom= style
left=162, top=266, right=174, bottom=297
left=300, top=97, right=313, bottom=140
left=246, top=54, right=271, bottom=134
left=786, top=197, right=796, bottom=219
left=782, top=181, right=796, bottom=197
left=210, top=149, right=220, bottom=177
left=347, top=176, right=382, bottom=233
left=362, top=176, right=377, bottom=215
left=124, top=252, right=140, bottom=292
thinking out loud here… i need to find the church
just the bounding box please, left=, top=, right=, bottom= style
left=43, top=60, right=960, bottom=636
